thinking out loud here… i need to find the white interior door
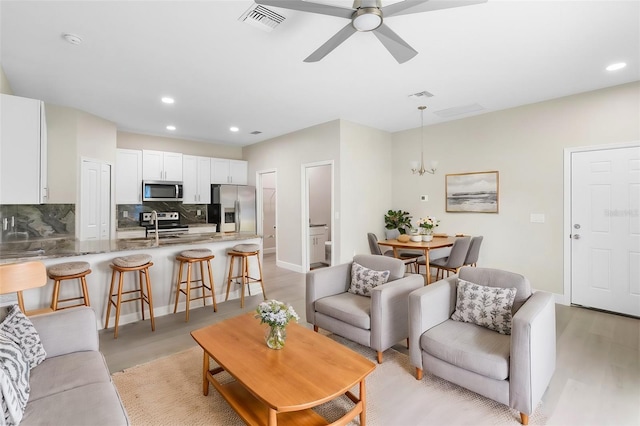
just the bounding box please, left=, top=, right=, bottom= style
left=571, top=146, right=640, bottom=316
left=99, top=163, right=111, bottom=240
left=81, top=159, right=111, bottom=241
left=259, top=171, right=277, bottom=255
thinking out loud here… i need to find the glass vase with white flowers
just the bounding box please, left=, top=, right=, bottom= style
left=417, top=216, right=440, bottom=241
left=255, top=300, right=300, bottom=349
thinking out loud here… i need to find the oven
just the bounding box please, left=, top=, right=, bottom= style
left=139, top=211, right=188, bottom=237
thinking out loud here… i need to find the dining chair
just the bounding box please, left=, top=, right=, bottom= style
left=463, top=235, right=483, bottom=267
left=417, top=236, right=471, bottom=281
left=367, top=233, right=419, bottom=273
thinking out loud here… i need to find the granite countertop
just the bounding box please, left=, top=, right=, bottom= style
left=0, top=232, right=260, bottom=263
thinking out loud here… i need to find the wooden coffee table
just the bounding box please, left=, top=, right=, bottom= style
left=191, top=313, right=376, bottom=426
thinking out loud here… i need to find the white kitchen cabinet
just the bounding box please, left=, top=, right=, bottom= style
left=142, top=150, right=183, bottom=181
left=309, top=226, right=328, bottom=265
left=115, top=149, right=142, bottom=204
left=0, top=94, right=48, bottom=204
left=211, top=158, right=248, bottom=185
left=183, top=155, right=211, bottom=204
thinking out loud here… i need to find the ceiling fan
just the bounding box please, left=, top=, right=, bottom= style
left=254, top=0, right=487, bottom=63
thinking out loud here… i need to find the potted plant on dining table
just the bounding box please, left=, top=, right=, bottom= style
left=417, top=216, right=440, bottom=242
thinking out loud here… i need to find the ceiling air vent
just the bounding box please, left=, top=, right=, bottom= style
left=250, top=131, right=263, bottom=135
left=239, top=4, right=285, bottom=32
left=408, top=90, right=434, bottom=99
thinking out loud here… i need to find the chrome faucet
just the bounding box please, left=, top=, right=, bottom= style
left=151, top=210, right=159, bottom=247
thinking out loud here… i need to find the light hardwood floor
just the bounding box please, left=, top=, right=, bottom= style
left=100, top=254, right=640, bottom=425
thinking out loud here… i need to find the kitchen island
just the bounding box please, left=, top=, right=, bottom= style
left=0, top=232, right=262, bottom=330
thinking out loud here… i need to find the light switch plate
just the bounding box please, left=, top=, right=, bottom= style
left=122, top=211, right=128, bottom=218
left=530, top=213, right=545, bottom=223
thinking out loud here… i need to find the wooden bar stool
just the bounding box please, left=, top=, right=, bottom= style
left=47, top=261, right=92, bottom=311
left=173, top=248, right=217, bottom=322
left=225, top=244, right=266, bottom=308
left=105, top=254, right=155, bottom=339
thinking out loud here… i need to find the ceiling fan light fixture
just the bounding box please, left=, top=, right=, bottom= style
left=352, top=8, right=382, bottom=32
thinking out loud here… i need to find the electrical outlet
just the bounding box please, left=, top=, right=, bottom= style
left=421, top=195, right=428, bottom=202
left=197, top=209, right=202, bottom=216
left=122, top=211, right=128, bottom=218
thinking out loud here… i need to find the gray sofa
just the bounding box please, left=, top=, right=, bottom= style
left=408, top=267, right=556, bottom=425
left=21, top=307, right=129, bottom=425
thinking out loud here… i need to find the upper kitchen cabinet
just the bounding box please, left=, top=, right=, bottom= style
left=142, top=149, right=183, bottom=181
left=211, top=158, right=248, bottom=185
left=182, top=155, right=211, bottom=204
left=0, top=94, right=48, bottom=204
left=115, top=149, right=142, bottom=204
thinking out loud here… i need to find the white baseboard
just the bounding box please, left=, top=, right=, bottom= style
left=276, top=260, right=304, bottom=273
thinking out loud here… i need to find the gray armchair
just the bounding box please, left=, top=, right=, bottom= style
left=408, top=267, right=555, bottom=425
left=307, top=254, right=423, bottom=363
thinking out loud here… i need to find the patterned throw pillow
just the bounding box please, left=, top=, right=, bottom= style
left=0, top=305, right=46, bottom=369
left=348, top=262, right=391, bottom=297
left=451, top=279, right=517, bottom=335
left=0, top=333, right=30, bottom=426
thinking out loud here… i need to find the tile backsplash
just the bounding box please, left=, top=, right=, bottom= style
left=0, top=204, right=75, bottom=239
left=117, top=202, right=208, bottom=228
left=0, top=203, right=208, bottom=238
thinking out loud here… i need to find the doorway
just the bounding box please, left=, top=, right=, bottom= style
left=302, top=161, right=334, bottom=272
left=257, top=170, right=277, bottom=263
left=564, top=143, right=640, bottom=317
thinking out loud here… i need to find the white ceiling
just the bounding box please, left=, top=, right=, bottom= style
left=1, top=0, right=638, bottom=146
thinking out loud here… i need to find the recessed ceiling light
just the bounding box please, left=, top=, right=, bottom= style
left=230, top=126, right=239, bottom=132
left=166, top=125, right=176, bottom=131
left=161, top=97, right=175, bottom=104
left=606, top=62, right=627, bottom=71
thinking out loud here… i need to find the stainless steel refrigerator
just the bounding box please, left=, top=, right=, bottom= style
left=207, top=185, right=256, bottom=233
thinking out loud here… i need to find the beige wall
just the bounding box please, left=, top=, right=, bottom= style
left=0, top=66, right=13, bottom=95
left=244, top=120, right=341, bottom=268
left=45, top=104, right=117, bottom=203
left=77, top=110, right=117, bottom=163
left=391, top=81, right=640, bottom=294
left=117, top=131, right=242, bottom=159
left=339, top=120, right=393, bottom=263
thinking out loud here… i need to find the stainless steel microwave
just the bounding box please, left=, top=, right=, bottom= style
left=142, top=181, right=183, bottom=202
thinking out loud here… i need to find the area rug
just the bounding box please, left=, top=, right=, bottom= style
left=112, top=336, right=547, bottom=425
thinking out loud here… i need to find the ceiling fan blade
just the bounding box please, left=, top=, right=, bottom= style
left=304, top=23, right=357, bottom=62
left=372, top=23, right=418, bottom=64
left=383, top=0, right=488, bottom=18
left=254, top=0, right=354, bottom=19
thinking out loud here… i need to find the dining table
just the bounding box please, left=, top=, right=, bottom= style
left=378, top=236, right=458, bottom=284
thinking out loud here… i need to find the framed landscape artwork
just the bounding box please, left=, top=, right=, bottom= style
left=446, top=171, right=499, bottom=213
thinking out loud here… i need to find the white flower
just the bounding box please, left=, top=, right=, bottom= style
left=255, top=299, right=299, bottom=327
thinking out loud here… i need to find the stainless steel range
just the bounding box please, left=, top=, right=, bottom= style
left=139, top=211, right=188, bottom=237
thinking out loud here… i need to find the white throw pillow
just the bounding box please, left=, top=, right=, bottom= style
left=0, top=334, right=30, bottom=426
left=0, top=305, right=46, bottom=369
left=348, top=262, right=390, bottom=297
left=451, top=279, right=516, bottom=335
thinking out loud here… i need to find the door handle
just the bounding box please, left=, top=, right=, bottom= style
left=572, top=234, right=581, bottom=240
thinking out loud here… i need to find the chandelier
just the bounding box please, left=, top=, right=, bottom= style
left=410, top=106, right=438, bottom=176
